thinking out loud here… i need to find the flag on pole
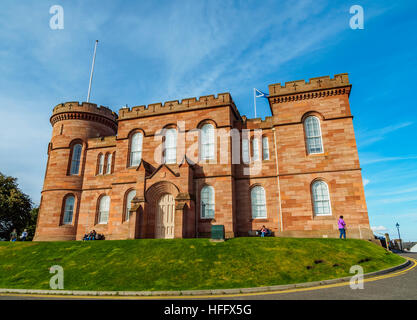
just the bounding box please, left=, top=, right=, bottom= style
left=253, top=88, right=268, bottom=118
left=255, top=88, right=268, bottom=98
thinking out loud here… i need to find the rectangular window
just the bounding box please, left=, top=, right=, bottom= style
left=130, top=133, right=143, bottom=166
left=242, top=139, right=250, bottom=164
left=262, top=137, right=269, bottom=160
left=252, top=138, right=260, bottom=161
left=70, top=144, right=82, bottom=175
left=251, top=186, right=267, bottom=218
left=99, top=155, right=104, bottom=175
left=106, top=154, right=112, bottom=174
left=305, top=116, right=324, bottom=154
left=63, top=196, right=75, bottom=224
left=98, top=196, right=110, bottom=224
left=312, top=181, right=332, bottom=216
left=165, top=129, right=177, bottom=164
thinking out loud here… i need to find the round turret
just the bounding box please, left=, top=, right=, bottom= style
left=35, top=102, right=118, bottom=241
left=50, top=101, right=118, bottom=133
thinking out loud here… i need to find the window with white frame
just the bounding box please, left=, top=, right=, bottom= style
left=304, top=116, right=323, bottom=154
left=125, top=190, right=136, bottom=221
left=63, top=195, right=75, bottom=224
left=242, top=138, right=250, bottom=164
left=70, top=144, right=82, bottom=175
left=98, top=195, right=110, bottom=224
left=201, top=185, right=215, bottom=219
left=200, top=124, right=215, bottom=160
left=251, top=186, right=267, bottom=218
left=252, top=138, right=260, bottom=161
left=106, top=153, right=112, bottom=174
left=262, top=136, right=270, bottom=160
left=164, top=128, right=177, bottom=164
left=98, top=154, right=104, bottom=175
left=311, top=180, right=332, bottom=216
left=130, top=132, right=143, bottom=166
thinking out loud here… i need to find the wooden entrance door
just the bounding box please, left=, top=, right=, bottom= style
left=156, top=194, right=175, bottom=239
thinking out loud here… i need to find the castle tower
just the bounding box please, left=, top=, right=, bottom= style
left=34, top=102, right=117, bottom=241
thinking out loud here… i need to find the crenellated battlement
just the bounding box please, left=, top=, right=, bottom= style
left=244, top=116, right=274, bottom=129
left=52, top=101, right=118, bottom=120
left=118, top=93, right=240, bottom=120
left=50, top=101, right=118, bottom=131
left=268, top=73, right=350, bottom=97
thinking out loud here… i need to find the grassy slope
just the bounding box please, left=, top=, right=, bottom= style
left=0, top=238, right=405, bottom=291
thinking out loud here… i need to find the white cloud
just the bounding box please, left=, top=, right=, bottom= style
left=363, top=178, right=370, bottom=186
left=360, top=155, right=417, bottom=165
left=371, top=226, right=387, bottom=232
left=357, top=122, right=414, bottom=149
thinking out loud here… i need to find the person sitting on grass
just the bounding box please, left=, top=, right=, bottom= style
left=260, top=225, right=268, bottom=237
left=88, top=230, right=96, bottom=240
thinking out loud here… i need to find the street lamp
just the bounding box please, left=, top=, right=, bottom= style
left=396, top=222, right=402, bottom=251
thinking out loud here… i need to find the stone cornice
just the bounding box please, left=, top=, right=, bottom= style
left=267, top=74, right=352, bottom=108
left=269, top=86, right=351, bottom=105
left=50, top=102, right=118, bottom=132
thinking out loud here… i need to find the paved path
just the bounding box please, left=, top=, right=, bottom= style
left=226, top=253, right=417, bottom=300
left=0, top=253, right=416, bottom=300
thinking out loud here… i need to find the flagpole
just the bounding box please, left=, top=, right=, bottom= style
left=87, top=40, right=99, bottom=103
left=253, top=88, right=257, bottom=118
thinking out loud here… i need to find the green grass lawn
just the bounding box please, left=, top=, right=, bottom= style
left=0, top=238, right=405, bottom=291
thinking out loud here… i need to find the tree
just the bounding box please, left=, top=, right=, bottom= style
left=25, top=207, right=39, bottom=241
left=0, top=172, right=33, bottom=240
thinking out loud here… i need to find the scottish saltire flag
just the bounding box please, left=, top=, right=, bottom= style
left=254, top=88, right=268, bottom=98
left=253, top=88, right=268, bottom=118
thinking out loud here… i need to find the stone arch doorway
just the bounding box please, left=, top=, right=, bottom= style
left=156, top=193, right=175, bottom=239
left=144, top=181, right=179, bottom=239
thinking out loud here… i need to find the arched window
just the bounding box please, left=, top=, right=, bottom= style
left=125, top=190, right=136, bottom=221
left=242, top=138, right=250, bottom=164
left=164, top=128, right=177, bottom=164
left=98, top=154, right=104, bottom=175
left=311, top=180, right=332, bottom=216
left=252, top=138, right=260, bottom=161
left=200, top=124, right=215, bottom=160
left=262, top=136, right=269, bottom=160
left=106, top=153, right=112, bottom=174
left=201, top=185, right=215, bottom=219
left=304, top=116, right=323, bottom=154
left=63, top=195, right=75, bottom=224
left=98, top=195, right=110, bottom=224
left=70, top=144, right=82, bottom=175
left=251, top=186, right=267, bottom=218
left=130, top=132, right=143, bottom=167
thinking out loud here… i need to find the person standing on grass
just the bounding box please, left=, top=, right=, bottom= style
left=20, top=229, right=28, bottom=241
left=10, top=229, right=17, bottom=242
left=338, top=216, right=347, bottom=239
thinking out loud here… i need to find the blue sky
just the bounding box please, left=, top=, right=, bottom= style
left=0, top=1, right=416, bottom=241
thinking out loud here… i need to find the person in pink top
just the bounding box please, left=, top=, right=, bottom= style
left=338, top=216, right=346, bottom=239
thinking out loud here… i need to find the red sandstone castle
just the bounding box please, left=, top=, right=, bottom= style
left=34, top=73, right=373, bottom=241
